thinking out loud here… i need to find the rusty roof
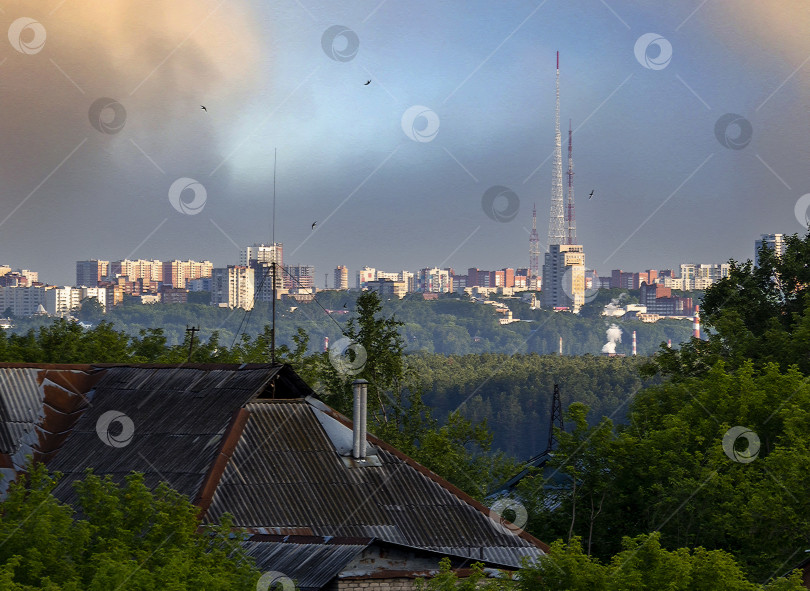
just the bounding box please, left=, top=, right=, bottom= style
left=0, top=367, right=98, bottom=492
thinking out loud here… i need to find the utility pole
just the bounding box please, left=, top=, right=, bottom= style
left=271, top=261, right=276, bottom=364
left=185, top=325, right=199, bottom=361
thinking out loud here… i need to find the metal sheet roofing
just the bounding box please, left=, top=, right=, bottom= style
left=48, top=366, right=282, bottom=504
left=4, top=363, right=546, bottom=574
left=205, top=400, right=545, bottom=568
left=243, top=538, right=369, bottom=590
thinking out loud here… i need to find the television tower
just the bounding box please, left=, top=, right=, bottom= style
left=529, top=203, right=540, bottom=280
left=566, top=119, right=576, bottom=244
left=547, top=51, right=566, bottom=246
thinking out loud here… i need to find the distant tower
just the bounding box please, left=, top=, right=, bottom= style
left=693, top=305, right=701, bottom=339
left=529, top=203, right=540, bottom=281
left=566, top=119, right=576, bottom=244
left=632, top=331, right=637, bottom=356
left=547, top=51, right=565, bottom=246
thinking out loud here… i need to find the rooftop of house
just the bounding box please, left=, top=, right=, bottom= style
left=0, top=362, right=547, bottom=583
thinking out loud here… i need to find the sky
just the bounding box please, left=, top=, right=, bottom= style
left=1, top=1, right=809, bottom=287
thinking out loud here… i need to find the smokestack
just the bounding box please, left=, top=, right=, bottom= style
left=352, top=379, right=368, bottom=459
left=693, top=305, right=700, bottom=339
left=632, top=331, right=637, bottom=356
left=559, top=336, right=563, bottom=355
left=667, top=339, right=672, bottom=348
left=324, top=336, right=329, bottom=353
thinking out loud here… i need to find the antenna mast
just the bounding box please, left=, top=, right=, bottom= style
left=547, top=50, right=565, bottom=246
left=566, top=119, right=576, bottom=244
left=529, top=203, right=540, bottom=282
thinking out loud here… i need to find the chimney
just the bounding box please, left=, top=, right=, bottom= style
left=693, top=305, right=700, bottom=339
left=667, top=339, right=672, bottom=348
left=352, top=379, right=368, bottom=459
left=632, top=331, right=637, bottom=356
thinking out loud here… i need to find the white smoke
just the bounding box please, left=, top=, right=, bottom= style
left=601, top=324, right=623, bottom=354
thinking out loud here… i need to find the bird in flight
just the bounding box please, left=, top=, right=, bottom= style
left=311, top=221, right=317, bottom=230
left=364, top=80, right=371, bottom=85
left=588, top=190, right=595, bottom=199
left=200, top=105, right=207, bottom=112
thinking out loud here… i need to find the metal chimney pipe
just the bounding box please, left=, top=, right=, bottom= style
left=352, top=379, right=368, bottom=459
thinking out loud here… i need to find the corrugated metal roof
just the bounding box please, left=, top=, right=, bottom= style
left=14, top=363, right=546, bottom=572
left=205, top=400, right=545, bottom=568
left=49, top=366, right=282, bottom=504
left=243, top=538, right=369, bottom=590
left=0, top=368, right=44, bottom=454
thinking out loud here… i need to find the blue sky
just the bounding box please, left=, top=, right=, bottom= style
left=0, top=1, right=808, bottom=286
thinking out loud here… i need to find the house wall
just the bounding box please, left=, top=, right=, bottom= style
left=329, top=578, right=417, bottom=591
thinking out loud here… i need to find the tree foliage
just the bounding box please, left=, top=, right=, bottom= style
left=0, top=464, right=259, bottom=590
left=418, top=535, right=804, bottom=591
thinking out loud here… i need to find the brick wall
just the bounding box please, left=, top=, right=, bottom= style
left=331, top=578, right=419, bottom=591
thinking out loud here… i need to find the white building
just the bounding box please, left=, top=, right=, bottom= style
left=755, top=233, right=786, bottom=267
left=80, top=286, right=107, bottom=311
left=417, top=268, right=452, bottom=293
left=242, top=244, right=283, bottom=301
left=0, top=286, right=49, bottom=317
left=45, top=287, right=81, bottom=317
left=356, top=266, right=376, bottom=289
left=211, top=266, right=255, bottom=310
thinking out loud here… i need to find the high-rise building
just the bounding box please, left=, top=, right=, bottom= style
left=162, top=260, right=213, bottom=289
left=541, top=244, right=585, bottom=311
left=755, top=233, right=786, bottom=267
left=0, top=286, right=48, bottom=317
left=80, top=287, right=107, bottom=311
left=356, top=266, right=376, bottom=289
left=285, top=265, right=315, bottom=293
left=109, top=259, right=163, bottom=283
left=45, top=287, right=80, bottom=317
left=211, top=266, right=255, bottom=310
left=242, top=243, right=283, bottom=301
left=417, top=268, right=452, bottom=293
left=76, top=260, right=109, bottom=287
left=334, top=266, right=349, bottom=290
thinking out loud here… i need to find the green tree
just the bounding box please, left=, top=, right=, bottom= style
left=417, top=535, right=804, bottom=591
left=0, top=463, right=260, bottom=590
left=76, top=297, right=104, bottom=323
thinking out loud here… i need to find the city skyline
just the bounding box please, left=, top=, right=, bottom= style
left=1, top=2, right=809, bottom=286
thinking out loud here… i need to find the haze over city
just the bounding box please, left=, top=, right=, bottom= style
left=1, top=1, right=809, bottom=286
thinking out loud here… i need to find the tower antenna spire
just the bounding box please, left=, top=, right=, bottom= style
left=566, top=118, right=576, bottom=244
left=547, top=51, right=565, bottom=246
left=529, top=203, right=540, bottom=284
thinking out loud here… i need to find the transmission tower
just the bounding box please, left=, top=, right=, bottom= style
left=547, top=51, right=566, bottom=246
left=545, top=383, right=564, bottom=454
left=566, top=119, right=576, bottom=244
left=529, top=203, right=540, bottom=279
